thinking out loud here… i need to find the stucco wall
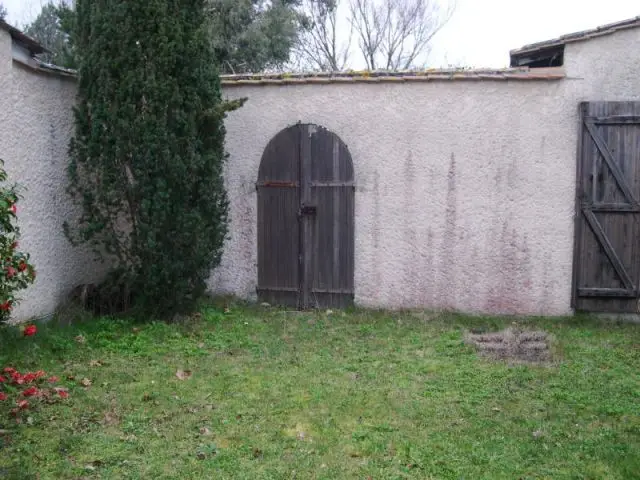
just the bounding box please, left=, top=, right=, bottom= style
left=210, top=27, right=640, bottom=316
left=564, top=28, right=640, bottom=102
left=0, top=29, right=102, bottom=321
left=2, top=25, right=639, bottom=320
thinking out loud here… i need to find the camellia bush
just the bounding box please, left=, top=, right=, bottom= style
left=0, top=161, right=62, bottom=418
left=0, top=159, right=36, bottom=323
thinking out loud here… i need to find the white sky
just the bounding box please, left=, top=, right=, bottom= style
left=431, top=0, right=639, bottom=67
left=3, top=0, right=639, bottom=68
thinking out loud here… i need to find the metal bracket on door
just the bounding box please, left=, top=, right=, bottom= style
left=299, top=204, right=317, bottom=216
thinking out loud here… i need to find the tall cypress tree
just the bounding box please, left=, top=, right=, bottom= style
left=66, top=0, right=231, bottom=318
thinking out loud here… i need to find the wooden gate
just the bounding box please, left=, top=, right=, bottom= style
left=257, top=123, right=355, bottom=309
left=573, top=102, right=640, bottom=312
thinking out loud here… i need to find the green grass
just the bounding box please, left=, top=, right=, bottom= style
left=0, top=303, right=638, bottom=479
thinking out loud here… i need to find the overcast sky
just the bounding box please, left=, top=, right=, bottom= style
left=431, top=0, right=639, bottom=67
left=3, top=0, right=639, bottom=68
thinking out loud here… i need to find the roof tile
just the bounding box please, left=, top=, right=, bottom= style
left=511, top=15, right=640, bottom=56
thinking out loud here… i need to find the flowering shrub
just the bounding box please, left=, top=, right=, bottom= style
left=0, top=159, right=36, bottom=322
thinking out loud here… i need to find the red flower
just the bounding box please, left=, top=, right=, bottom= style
left=48, top=376, right=59, bottom=383
left=22, top=386, right=39, bottom=397
left=0, top=302, right=11, bottom=312
left=10, top=241, right=17, bottom=250
left=34, top=370, right=45, bottom=379
left=18, top=262, right=27, bottom=272
left=3, top=367, right=16, bottom=374
left=16, top=399, right=29, bottom=409
left=10, top=372, right=23, bottom=385
left=23, top=325, right=37, bottom=337
left=56, top=389, right=68, bottom=399
left=9, top=204, right=16, bottom=215
left=0, top=376, right=6, bottom=383
left=22, top=372, right=37, bottom=383
left=6, top=266, right=16, bottom=278
left=0, top=393, right=6, bottom=401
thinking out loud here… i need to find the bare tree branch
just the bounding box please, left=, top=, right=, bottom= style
left=349, top=0, right=389, bottom=70
left=296, top=0, right=352, bottom=71
left=294, top=0, right=455, bottom=72
left=351, top=0, right=455, bottom=70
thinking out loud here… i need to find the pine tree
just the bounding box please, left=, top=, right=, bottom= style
left=24, top=1, right=77, bottom=68
left=66, top=0, right=231, bottom=318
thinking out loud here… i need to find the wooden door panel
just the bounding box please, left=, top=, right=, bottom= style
left=257, top=127, right=301, bottom=307
left=257, top=187, right=300, bottom=294
left=574, top=102, right=640, bottom=312
left=312, top=187, right=354, bottom=291
left=307, top=125, right=354, bottom=309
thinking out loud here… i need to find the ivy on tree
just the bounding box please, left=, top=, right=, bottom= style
left=65, top=0, right=236, bottom=318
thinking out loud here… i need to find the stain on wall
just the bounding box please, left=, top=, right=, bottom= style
left=440, top=153, right=458, bottom=309
left=213, top=27, right=640, bottom=316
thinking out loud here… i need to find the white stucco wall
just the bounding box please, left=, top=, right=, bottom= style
left=2, top=24, right=639, bottom=320
left=211, top=27, right=640, bottom=316
left=0, top=29, right=103, bottom=321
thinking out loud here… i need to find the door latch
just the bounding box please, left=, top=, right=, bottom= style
left=299, top=204, right=317, bottom=216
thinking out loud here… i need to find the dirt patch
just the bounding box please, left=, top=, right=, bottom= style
left=465, top=328, right=552, bottom=364
left=102, top=399, right=121, bottom=427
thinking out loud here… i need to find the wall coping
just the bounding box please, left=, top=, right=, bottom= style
left=219, top=67, right=566, bottom=87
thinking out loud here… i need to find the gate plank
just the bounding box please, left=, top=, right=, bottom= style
left=590, top=116, right=640, bottom=125
left=300, top=124, right=314, bottom=309
left=578, top=288, right=636, bottom=297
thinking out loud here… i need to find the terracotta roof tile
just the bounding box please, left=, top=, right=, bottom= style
left=511, top=15, right=640, bottom=56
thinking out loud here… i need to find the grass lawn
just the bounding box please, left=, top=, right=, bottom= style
left=0, top=303, right=638, bottom=479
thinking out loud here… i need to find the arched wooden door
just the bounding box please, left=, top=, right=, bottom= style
left=257, top=123, right=355, bottom=309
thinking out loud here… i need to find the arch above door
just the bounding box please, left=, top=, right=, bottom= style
left=256, top=123, right=355, bottom=309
